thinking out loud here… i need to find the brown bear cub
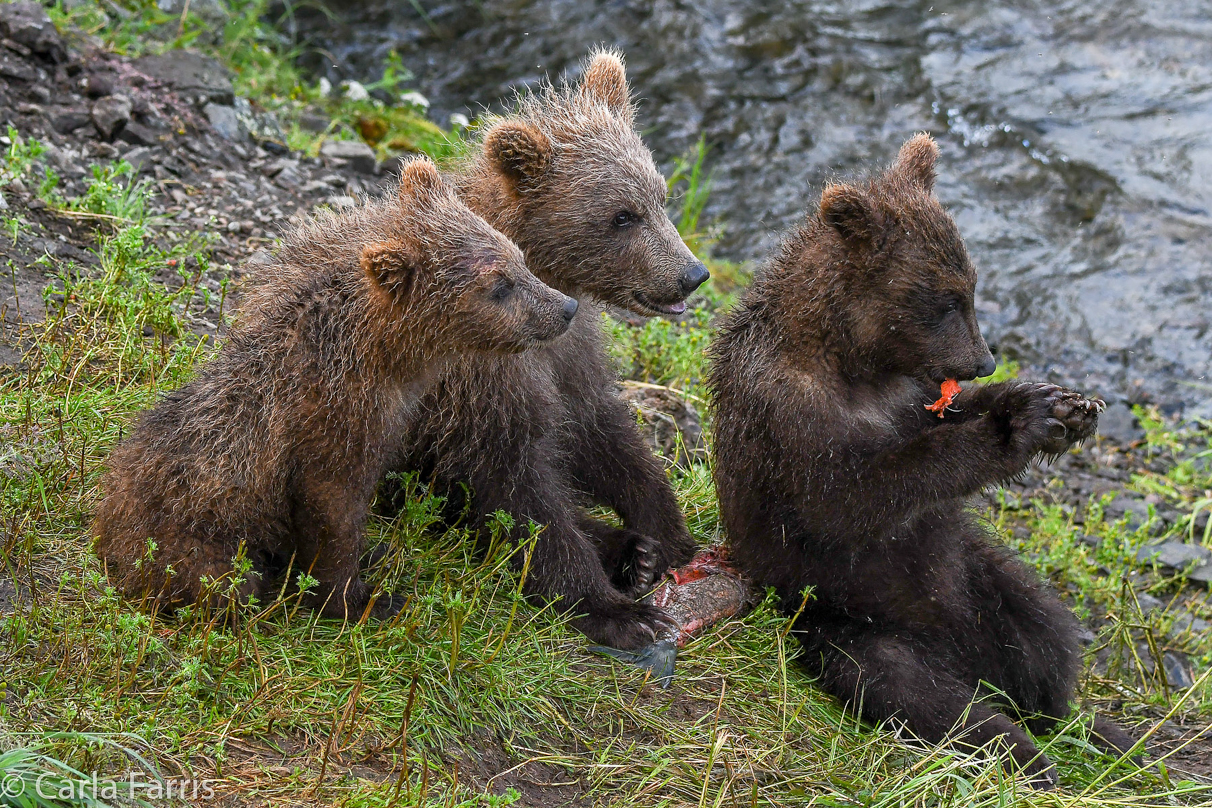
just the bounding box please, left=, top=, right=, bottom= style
left=390, top=50, right=706, bottom=648
left=708, top=135, right=1136, bottom=787
left=94, top=158, right=577, bottom=620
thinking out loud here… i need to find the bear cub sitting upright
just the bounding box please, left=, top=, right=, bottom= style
left=709, top=135, right=1135, bottom=787
left=94, top=158, right=577, bottom=620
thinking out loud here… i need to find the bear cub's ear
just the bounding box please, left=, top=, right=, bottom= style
left=362, top=239, right=423, bottom=301
left=484, top=120, right=552, bottom=192
left=578, top=49, right=633, bottom=122
left=819, top=183, right=879, bottom=246
left=895, top=133, right=939, bottom=193
left=397, top=157, right=445, bottom=206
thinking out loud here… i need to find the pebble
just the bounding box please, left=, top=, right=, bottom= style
left=1099, top=402, right=1145, bottom=444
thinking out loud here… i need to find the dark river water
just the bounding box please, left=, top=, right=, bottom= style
left=282, top=0, right=1212, bottom=417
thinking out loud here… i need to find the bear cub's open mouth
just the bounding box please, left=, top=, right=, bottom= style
left=633, top=291, right=688, bottom=316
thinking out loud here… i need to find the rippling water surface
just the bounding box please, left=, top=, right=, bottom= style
left=285, top=0, right=1212, bottom=414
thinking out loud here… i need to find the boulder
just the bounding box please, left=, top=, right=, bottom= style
left=0, top=1, right=66, bottom=63
left=116, top=122, right=158, bottom=148
left=132, top=51, right=234, bottom=106
left=203, top=103, right=241, bottom=140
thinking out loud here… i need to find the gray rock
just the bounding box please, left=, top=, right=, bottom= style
left=116, top=122, right=157, bottom=147
left=1098, top=402, right=1145, bottom=444
left=1105, top=495, right=1154, bottom=532
left=51, top=110, right=91, bottom=134
left=299, top=110, right=330, bottom=133
left=0, top=1, right=66, bottom=63
left=618, top=385, right=707, bottom=469
left=0, top=52, right=38, bottom=81
left=0, top=190, right=6, bottom=210
left=320, top=139, right=376, bottom=174
left=133, top=51, right=234, bottom=106
left=232, top=97, right=286, bottom=151
left=91, top=94, right=132, bottom=140
left=1134, top=592, right=1164, bottom=613
left=203, top=103, right=242, bottom=140
left=273, top=163, right=304, bottom=189
left=1170, top=613, right=1211, bottom=636
left=120, top=146, right=154, bottom=175
left=1162, top=650, right=1195, bottom=689
left=1136, top=540, right=1212, bottom=583
left=261, top=157, right=295, bottom=178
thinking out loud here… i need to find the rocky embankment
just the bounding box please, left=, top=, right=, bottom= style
left=0, top=1, right=397, bottom=351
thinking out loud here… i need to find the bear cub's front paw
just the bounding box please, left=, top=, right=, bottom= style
left=993, top=382, right=1069, bottom=463
left=1046, top=390, right=1103, bottom=451
left=576, top=598, right=678, bottom=650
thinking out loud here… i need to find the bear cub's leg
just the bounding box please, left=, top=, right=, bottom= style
left=290, top=475, right=388, bottom=621
left=814, top=630, right=1060, bottom=789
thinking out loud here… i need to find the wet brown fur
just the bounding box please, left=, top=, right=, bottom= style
left=388, top=50, right=707, bottom=648
left=94, top=159, right=575, bottom=620
left=708, top=135, right=1137, bottom=787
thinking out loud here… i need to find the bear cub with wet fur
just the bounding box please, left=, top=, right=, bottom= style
left=94, top=158, right=576, bottom=620
left=709, top=135, right=1134, bottom=787
left=389, top=50, right=707, bottom=649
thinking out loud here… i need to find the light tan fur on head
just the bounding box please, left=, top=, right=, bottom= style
left=398, top=156, right=445, bottom=201
left=894, top=133, right=939, bottom=193
left=577, top=47, right=634, bottom=123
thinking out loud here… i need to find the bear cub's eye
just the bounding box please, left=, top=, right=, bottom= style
left=612, top=210, right=639, bottom=228
left=490, top=278, right=515, bottom=301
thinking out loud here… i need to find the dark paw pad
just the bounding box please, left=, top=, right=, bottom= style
left=619, top=534, right=660, bottom=596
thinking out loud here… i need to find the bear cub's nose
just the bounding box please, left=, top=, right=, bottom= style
left=678, top=261, right=710, bottom=296
left=977, top=354, right=997, bottom=378
left=562, top=296, right=580, bottom=322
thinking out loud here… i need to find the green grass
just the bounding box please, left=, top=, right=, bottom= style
left=3, top=6, right=1212, bottom=805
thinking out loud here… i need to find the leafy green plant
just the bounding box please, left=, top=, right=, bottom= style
left=667, top=134, right=715, bottom=256
left=0, top=126, right=46, bottom=186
